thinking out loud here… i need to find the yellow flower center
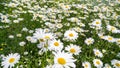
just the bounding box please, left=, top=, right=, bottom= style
left=96, top=61, right=100, bottom=65
left=85, top=64, right=88, bottom=67
left=54, top=42, right=59, bottom=46
left=70, top=48, right=76, bottom=53
left=45, top=36, right=50, bottom=39
left=96, top=21, right=100, bottom=24
left=69, top=33, right=74, bottom=37
left=111, top=27, right=115, bottom=31
left=96, top=52, right=99, bottom=55
left=88, top=40, right=91, bottom=43
left=117, top=40, right=120, bottom=42
left=100, top=36, right=104, bottom=39
left=39, top=38, right=44, bottom=42
left=65, top=5, right=69, bottom=8
left=9, top=58, right=15, bottom=63
left=58, top=58, right=66, bottom=65
left=108, top=37, right=113, bottom=40
left=115, top=63, right=120, bottom=67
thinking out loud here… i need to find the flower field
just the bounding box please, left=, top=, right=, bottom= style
left=0, top=0, right=120, bottom=68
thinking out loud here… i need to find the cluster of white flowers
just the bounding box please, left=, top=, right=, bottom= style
left=0, top=0, right=120, bottom=68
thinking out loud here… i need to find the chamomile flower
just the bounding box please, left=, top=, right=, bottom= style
left=93, top=59, right=103, bottom=68
left=56, top=23, right=63, bottom=29
left=1, top=53, right=20, bottom=68
left=103, top=64, right=111, bottom=68
left=48, top=39, right=63, bottom=51
left=61, top=5, right=71, bottom=10
left=69, top=17, right=79, bottom=23
left=92, top=19, right=102, bottom=27
left=8, top=35, right=14, bottom=39
left=65, top=44, right=81, bottom=55
left=93, top=49, right=103, bottom=58
left=19, top=41, right=26, bottom=46
left=33, top=28, right=46, bottom=42
left=98, top=33, right=105, bottom=39
left=104, top=36, right=116, bottom=42
left=111, top=59, right=120, bottom=68
left=44, top=33, right=54, bottom=40
left=82, top=61, right=91, bottom=68
left=106, top=25, right=118, bottom=33
left=52, top=51, right=76, bottom=68
left=64, top=30, right=78, bottom=41
left=116, top=39, right=120, bottom=44
left=85, top=38, right=94, bottom=45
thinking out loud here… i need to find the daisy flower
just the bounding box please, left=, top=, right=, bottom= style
left=92, top=19, right=102, bottom=27
left=19, top=41, right=26, bottom=46
left=106, top=25, right=118, bottom=33
left=26, top=36, right=37, bottom=43
left=65, top=44, right=82, bottom=55
left=61, top=5, right=71, bottom=10
left=52, top=51, right=76, bottom=68
left=104, top=36, right=116, bottom=42
left=116, top=39, right=120, bottom=44
left=103, top=64, right=111, bottom=68
left=33, top=28, right=54, bottom=42
left=44, top=33, right=54, bottom=40
left=93, top=59, right=103, bottom=68
left=93, top=49, right=103, bottom=58
left=1, top=53, right=20, bottom=68
left=111, top=59, right=120, bottom=68
left=98, top=33, right=105, bottom=39
left=82, top=61, right=91, bottom=68
left=85, top=38, right=94, bottom=45
left=69, top=17, right=79, bottom=23
left=48, top=39, right=63, bottom=51
left=64, top=30, right=78, bottom=41
left=33, top=28, right=46, bottom=42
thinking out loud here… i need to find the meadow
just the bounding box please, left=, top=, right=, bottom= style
left=0, top=0, right=120, bottom=68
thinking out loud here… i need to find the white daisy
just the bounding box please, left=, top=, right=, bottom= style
left=64, top=30, right=78, bottom=41
left=56, top=23, right=63, bottom=29
left=98, top=33, right=105, bottom=39
left=106, top=25, right=118, bottom=33
left=52, top=51, right=76, bottom=68
left=82, top=61, right=91, bottom=68
left=103, top=64, right=111, bottom=68
left=61, top=5, right=71, bottom=10
left=104, top=36, right=116, bottom=42
left=26, top=36, right=37, bottom=43
left=93, top=59, right=103, bottom=68
left=33, top=28, right=54, bottom=42
left=48, top=39, right=63, bottom=51
left=111, top=59, right=120, bottom=68
left=85, top=38, right=94, bottom=45
left=1, top=53, right=20, bottom=68
left=68, top=17, right=80, bottom=23
left=19, top=41, right=26, bottom=46
left=92, top=19, right=102, bottom=27
left=93, top=49, right=103, bottom=58
left=44, top=33, right=54, bottom=40
left=116, top=39, right=120, bottom=44
left=65, top=44, right=82, bottom=55
left=33, top=28, right=46, bottom=42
